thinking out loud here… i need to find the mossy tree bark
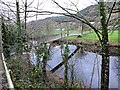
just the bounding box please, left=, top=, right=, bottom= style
left=1, top=16, right=10, bottom=58
left=99, top=1, right=109, bottom=89
left=16, top=0, right=23, bottom=54
left=63, top=44, right=69, bottom=88
left=36, top=43, right=50, bottom=86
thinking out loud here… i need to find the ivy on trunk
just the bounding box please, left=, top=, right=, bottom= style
left=99, top=1, right=109, bottom=89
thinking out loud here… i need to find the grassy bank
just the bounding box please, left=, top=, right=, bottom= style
left=66, top=30, right=118, bottom=44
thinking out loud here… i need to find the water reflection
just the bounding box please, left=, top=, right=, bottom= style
left=74, top=47, right=87, bottom=59
left=30, top=44, right=119, bottom=88
left=47, top=45, right=118, bottom=88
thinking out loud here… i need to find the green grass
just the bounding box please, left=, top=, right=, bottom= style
left=108, top=31, right=118, bottom=40
left=53, top=29, right=80, bottom=35
left=66, top=30, right=118, bottom=44
left=53, top=29, right=91, bottom=35
left=67, top=32, right=98, bottom=40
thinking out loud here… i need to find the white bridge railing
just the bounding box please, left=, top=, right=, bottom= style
left=2, top=53, right=14, bottom=89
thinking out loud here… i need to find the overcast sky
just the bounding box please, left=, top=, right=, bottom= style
left=1, top=0, right=97, bottom=21
left=26, top=0, right=97, bottom=21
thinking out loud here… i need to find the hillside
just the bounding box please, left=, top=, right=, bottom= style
left=80, top=5, right=99, bottom=21
left=26, top=3, right=119, bottom=39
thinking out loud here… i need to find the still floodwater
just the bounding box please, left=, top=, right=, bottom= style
left=30, top=44, right=119, bottom=88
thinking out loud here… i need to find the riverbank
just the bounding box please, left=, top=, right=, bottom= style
left=50, top=38, right=120, bottom=56
left=7, top=53, right=86, bottom=88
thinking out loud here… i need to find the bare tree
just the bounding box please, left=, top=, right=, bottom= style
left=0, top=0, right=118, bottom=88
left=48, top=0, right=117, bottom=89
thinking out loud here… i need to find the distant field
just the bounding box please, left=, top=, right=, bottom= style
left=66, top=30, right=118, bottom=44
left=28, top=28, right=118, bottom=44
left=53, top=29, right=80, bottom=35
left=53, top=29, right=91, bottom=35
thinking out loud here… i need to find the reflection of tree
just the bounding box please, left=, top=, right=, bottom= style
left=68, top=56, right=77, bottom=86
left=115, top=56, right=120, bottom=75
left=74, top=46, right=87, bottom=59
left=113, top=56, right=120, bottom=89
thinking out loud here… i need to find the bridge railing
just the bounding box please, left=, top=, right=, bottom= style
left=2, top=53, right=14, bottom=90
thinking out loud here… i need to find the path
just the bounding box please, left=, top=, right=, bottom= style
left=31, top=31, right=93, bottom=44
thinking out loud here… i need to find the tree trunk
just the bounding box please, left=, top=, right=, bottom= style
left=63, top=44, right=69, bottom=88
left=99, top=1, right=110, bottom=89
left=1, top=16, right=10, bottom=58
left=42, top=55, right=47, bottom=84
left=70, top=65, right=74, bottom=86
left=16, top=0, right=23, bottom=54
left=64, top=58, right=68, bottom=87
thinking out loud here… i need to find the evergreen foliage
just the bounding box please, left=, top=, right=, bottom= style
left=1, top=16, right=11, bottom=58
left=63, top=44, right=70, bottom=88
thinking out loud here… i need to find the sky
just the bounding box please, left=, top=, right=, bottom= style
left=25, top=0, right=97, bottom=21
left=0, top=0, right=97, bottom=22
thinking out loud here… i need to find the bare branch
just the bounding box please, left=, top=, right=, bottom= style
left=112, top=9, right=120, bottom=13
left=51, top=0, right=102, bottom=42
left=36, top=0, right=40, bottom=20
left=21, top=0, right=25, bottom=5
left=106, top=1, right=116, bottom=26
left=27, top=0, right=35, bottom=7
left=68, top=0, right=79, bottom=11
left=62, top=7, right=78, bottom=13
left=0, top=13, right=16, bottom=23
left=0, top=0, right=16, bottom=15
